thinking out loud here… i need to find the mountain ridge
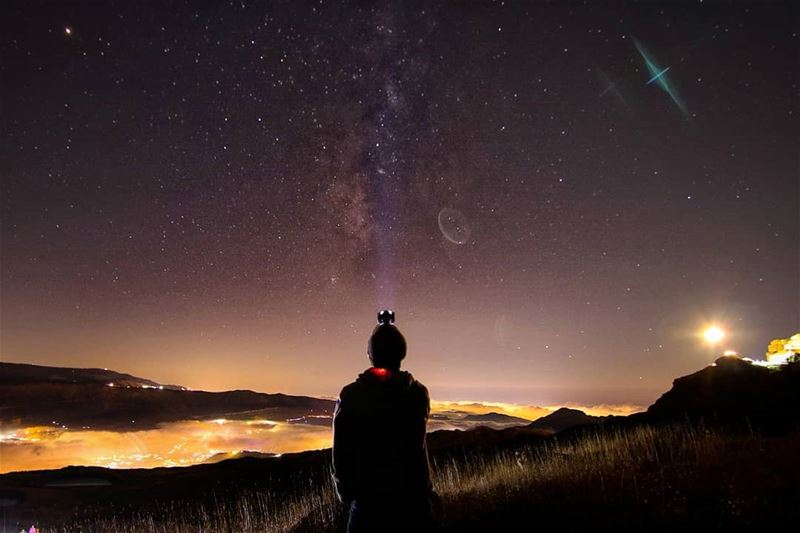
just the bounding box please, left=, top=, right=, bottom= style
left=644, top=355, right=800, bottom=430
left=526, top=407, right=605, bottom=432
left=461, top=411, right=531, bottom=425
left=0, top=362, right=334, bottom=431
left=0, top=361, right=185, bottom=390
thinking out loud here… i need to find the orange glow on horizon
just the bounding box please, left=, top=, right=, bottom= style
left=1, top=398, right=645, bottom=473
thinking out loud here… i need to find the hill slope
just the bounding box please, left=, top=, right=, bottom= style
left=0, top=362, right=183, bottom=389
left=0, top=362, right=334, bottom=430
left=461, top=411, right=531, bottom=425
left=527, top=407, right=604, bottom=432
left=645, top=356, right=800, bottom=430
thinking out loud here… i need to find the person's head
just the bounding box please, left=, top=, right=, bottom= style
left=367, top=323, right=407, bottom=370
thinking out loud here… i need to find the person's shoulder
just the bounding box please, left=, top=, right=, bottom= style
left=408, top=375, right=430, bottom=399
left=338, top=379, right=363, bottom=401
left=408, top=376, right=430, bottom=414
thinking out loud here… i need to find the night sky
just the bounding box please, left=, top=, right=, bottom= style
left=2, top=1, right=797, bottom=407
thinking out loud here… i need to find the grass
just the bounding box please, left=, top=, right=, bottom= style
left=44, top=424, right=799, bottom=532
left=433, top=424, right=798, bottom=530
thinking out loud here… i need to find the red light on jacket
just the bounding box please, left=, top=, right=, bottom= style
left=371, top=367, right=389, bottom=378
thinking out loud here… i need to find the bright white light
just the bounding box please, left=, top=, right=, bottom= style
left=703, top=326, right=725, bottom=344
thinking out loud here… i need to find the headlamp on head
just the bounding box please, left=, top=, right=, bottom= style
left=377, top=309, right=395, bottom=325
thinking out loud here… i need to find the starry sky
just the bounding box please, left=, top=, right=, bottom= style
left=1, top=1, right=797, bottom=407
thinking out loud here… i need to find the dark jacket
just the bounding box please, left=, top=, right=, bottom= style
left=332, top=367, right=432, bottom=504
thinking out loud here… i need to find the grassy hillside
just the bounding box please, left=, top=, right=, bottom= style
left=37, top=424, right=798, bottom=532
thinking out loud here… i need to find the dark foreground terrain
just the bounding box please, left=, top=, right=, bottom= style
left=3, top=425, right=798, bottom=532
left=2, top=356, right=800, bottom=532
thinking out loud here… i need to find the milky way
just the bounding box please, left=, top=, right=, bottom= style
left=1, top=1, right=797, bottom=406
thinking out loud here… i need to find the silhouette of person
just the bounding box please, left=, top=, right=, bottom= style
left=332, top=317, right=435, bottom=532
